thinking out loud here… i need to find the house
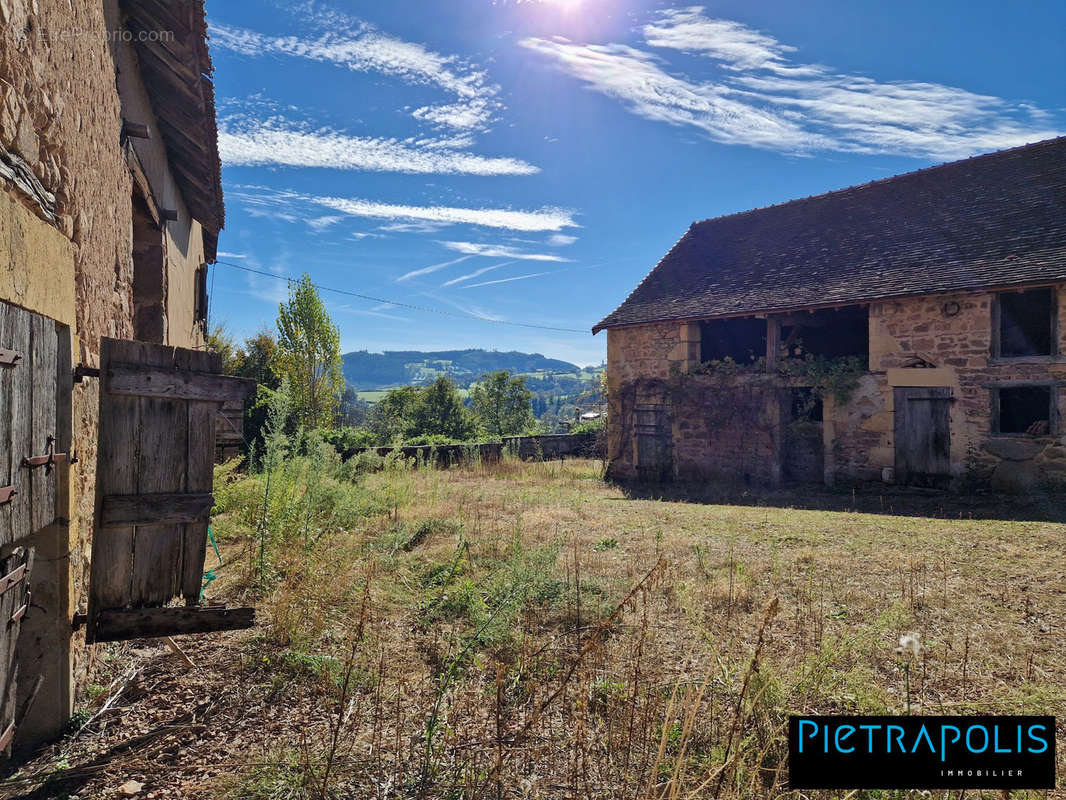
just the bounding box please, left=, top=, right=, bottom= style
left=1, top=0, right=251, bottom=749
left=594, top=137, right=1066, bottom=492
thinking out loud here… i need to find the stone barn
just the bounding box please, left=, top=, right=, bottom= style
left=595, top=137, right=1066, bottom=493
left=1, top=0, right=252, bottom=750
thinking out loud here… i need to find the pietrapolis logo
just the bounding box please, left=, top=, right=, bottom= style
left=788, top=716, right=1055, bottom=789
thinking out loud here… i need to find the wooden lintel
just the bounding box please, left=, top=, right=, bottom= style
left=91, top=606, right=255, bottom=643
left=0, top=564, right=27, bottom=597
left=106, top=362, right=255, bottom=403
left=101, top=492, right=213, bottom=527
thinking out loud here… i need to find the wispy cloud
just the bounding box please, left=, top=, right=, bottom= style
left=308, top=215, right=344, bottom=231
left=548, top=233, right=578, bottom=246
left=441, top=241, right=573, bottom=261
left=313, top=197, right=577, bottom=232
left=397, top=255, right=472, bottom=282
left=211, top=21, right=499, bottom=130
left=461, top=272, right=551, bottom=288
left=228, top=186, right=578, bottom=233
left=521, top=6, right=1062, bottom=159
left=216, top=251, right=247, bottom=259
left=441, top=261, right=514, bottom=286
left=219, top=120, right=539, bottom=176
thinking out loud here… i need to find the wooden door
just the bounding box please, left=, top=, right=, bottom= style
left=0, top=301, right=63, bottom=754
left=634, top=403, right=671, bottom=481
left=894, top=387, right=952, bottom=487
left=86, top=338, right=255, bottom=643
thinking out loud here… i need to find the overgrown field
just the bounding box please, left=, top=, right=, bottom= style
left=8, top=455, right=1065, bottom=799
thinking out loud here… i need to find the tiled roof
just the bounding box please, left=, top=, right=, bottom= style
left=593, top=137, right=1066, bottom=333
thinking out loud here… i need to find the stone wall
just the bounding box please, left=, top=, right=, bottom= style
left=605, top=287, right=1066, bottom=491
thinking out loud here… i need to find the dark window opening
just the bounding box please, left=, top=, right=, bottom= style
left=700, top=317, right=766, bottom=364
left=998, top=288, right=1055, bottom=357
left=790, top=387, right=823, bottom=422
left=132, top=192, right=167, bottom=344
left=995, top=386, right=1052, bottom=435
left=780, top=305, right=869, bottom=363
left=194, top=264, right=209, bottom=331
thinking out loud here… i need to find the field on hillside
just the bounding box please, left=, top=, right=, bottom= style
left=8, top=458, right=1065, bottom=799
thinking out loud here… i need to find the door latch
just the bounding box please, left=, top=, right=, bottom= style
left=22, top=435, right=68, bottom=475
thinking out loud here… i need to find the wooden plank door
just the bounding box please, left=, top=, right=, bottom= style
left=634, top=403, right=671, bottom=481
left=894, top=387, right=952, bottom=487
left=0, top=300, right=61, bottom=755
left=86, top=338, right=255, bottom=643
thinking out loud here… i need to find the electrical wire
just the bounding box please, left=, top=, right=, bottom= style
left=212, top=259, right=591, bottom=334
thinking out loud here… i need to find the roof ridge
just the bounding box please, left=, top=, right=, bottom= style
left=689, top=136, right=1066, bottom=229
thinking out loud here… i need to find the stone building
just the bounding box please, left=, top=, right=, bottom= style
left=595, top=137, right=1066, bottom=493
left=1, top=0, right=235, bottom=747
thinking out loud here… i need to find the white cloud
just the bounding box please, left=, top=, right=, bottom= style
left=441, top=261, right=514, bottom=286
left=219, top=122, right=539, bottom=176
left=308, top=215, right=343, bottom=231
left=397, top=255, right=472, bottom=282
left=643, top=7, right=798, bottom=72
left=216, top=251, right=247, bottom=259
left=461, top=272, right=551, bottom=288
left=518, top=39, right=822, bottom=152
left=378, top=221, right=450, bottom=234
left=228, top=186, right=578, bottom=233
left=521, top=7, right=1063, bottom=159
left=441, top=241, right=572, bottom=261
left=314, top=197, right=577, bottom=232
left=211, top=21, right=500, bottom=131
left=548, top=233, right=578, bottom=246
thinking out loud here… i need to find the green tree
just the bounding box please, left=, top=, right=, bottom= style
left=370, top=385, right=420, bottom=443
left=272, top=274, right=343, bottom=428
left=470, top=370, right=534, bottom=438
left=239, top=329, right=281, bottom=389
left=411, top=376, right=474, bottom=440
left=205, top=324, right=242, bottom=375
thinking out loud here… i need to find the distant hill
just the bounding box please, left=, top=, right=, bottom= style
left=342, top=349, right=587, bottom=391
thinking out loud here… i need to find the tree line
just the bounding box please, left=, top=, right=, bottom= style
left=209, top=273, right=539, bottom=451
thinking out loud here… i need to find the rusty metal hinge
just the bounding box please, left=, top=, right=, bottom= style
left=22, top=435, right=67, bottom=474
left=0, top=349, right=21, bottom=368
left=73, top=364, right=100, bottom=383
left=0, top=486, right=14, bottom=506
left=0, top=563, right=27, bottom=597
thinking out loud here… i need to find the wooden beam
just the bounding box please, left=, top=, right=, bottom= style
left=0, top=564, right=27, bottom=596
left=101, top=492, right=214, bottom=527
left=91, top=606, right=255, bottom=643
left=106, top=362, right=255, bottom=403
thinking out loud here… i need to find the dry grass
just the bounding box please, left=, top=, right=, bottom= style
left=6, top=456, right=1064, bottom=799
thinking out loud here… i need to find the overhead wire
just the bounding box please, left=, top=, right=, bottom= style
left=212, top=259, right=591, bottom=334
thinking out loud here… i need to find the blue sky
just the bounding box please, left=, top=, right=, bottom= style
left=207, top=0, right=1066, bottom=366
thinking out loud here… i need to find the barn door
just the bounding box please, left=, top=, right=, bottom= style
left=894, top=387, right=952, bottom=488
left=86, top=338, right=255, bottom=643
left=0, top=301, right=64, bottom=754
left=634, top=402, right=671, bottom=481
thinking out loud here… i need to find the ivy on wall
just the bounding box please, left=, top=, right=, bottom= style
left=673, top=354, right=868, bottom=404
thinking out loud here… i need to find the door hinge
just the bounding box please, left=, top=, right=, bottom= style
left=0, top=349, right=21, bottom=368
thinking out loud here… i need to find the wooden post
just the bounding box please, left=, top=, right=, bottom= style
left=766, top=317, right=780, bottom=368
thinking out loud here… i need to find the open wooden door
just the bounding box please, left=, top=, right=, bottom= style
left=86, top=338, right=255, bottom=643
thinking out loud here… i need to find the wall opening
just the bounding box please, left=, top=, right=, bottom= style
left=131, top=191, right=167, bottom=343
left=997, top=288, right=1056, bottom=357
left=994, top=386, right=1053, bottom=435
left=790, top=387, right=823, bottom=422
left=700, top=317, right=766, bottom=364
left=780, top=305, right=869, bottom=363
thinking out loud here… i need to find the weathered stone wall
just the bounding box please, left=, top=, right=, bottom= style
left=605, top=287, right=1066, bottom=490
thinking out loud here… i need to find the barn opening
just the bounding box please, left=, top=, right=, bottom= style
left=780, top=305, right=869, bottom=363
left=790, top=387, right=823, bottom=422
left=994, top=386, right=1053, bottom=435
left=131, top=190, right=167, bottom=343
left=700, top=317, right=766, bottom=364
left=997, top=288, right=1056, bottom=357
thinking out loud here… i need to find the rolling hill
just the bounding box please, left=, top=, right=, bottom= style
left=342, top=349, right=590, bottom=391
